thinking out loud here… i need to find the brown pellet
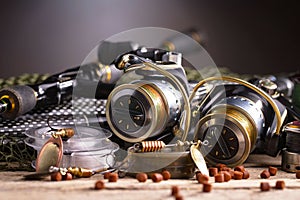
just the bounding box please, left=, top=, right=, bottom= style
left=268, top=166, right=277, bottom=176
left=197, top=174, right=209, bottom=184
left=151, top=173, right=163, bottom=183
left=233, top=171, right=243, bottom=180
left=202, top=183, right=212, bottom=192
left=103, top=172, right=111, bottom=179
left=51, top=172, right=62, bottom=181
left=62, top=172, right=73, bottom=181
left=296, top=171, right=300, bottom=179
left=220, top=167, right=231, bottom=172
left=171, top=185, right=180, bottom=196
left=214, top=173, right=225, bottom=183
left=108, top=173, right=118, bottom=182
left=220, top=171, right=231, bottom=182
left=234, top=165, right=245, bottom=172
left=242, top=170, right=250, bottom=179
left=209, top=167, right=218, bottom=177
left=136, top=173, right=148, bottom=182
left=275, top=180, right=285, bottom=189
left=229, top=170, right=235, bottom=178
left=260, top=182, right=270, bottom=191
left=95, top=180, right=105, bottom=190
left=175, top=194, right=184, bottom=200
left=260, top=170, right=270, bottom=179
left=162, top=170, right=171, bottom=180
left=216, top=163, right=227, bottom=170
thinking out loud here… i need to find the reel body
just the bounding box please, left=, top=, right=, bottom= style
left=193, top=83, right=287, bottom=167
left=106, top=48, right=190, bottom=145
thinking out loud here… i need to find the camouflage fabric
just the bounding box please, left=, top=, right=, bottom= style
left=184, top=67, right=252, bottom=81
left=0, top=73, right=49, bottom=170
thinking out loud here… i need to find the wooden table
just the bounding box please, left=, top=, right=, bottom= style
left=1, top=155, right=300, bottom=200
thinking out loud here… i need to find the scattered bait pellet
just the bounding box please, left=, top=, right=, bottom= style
left=202, top=183, right=212, bottom=192
left=95, top=180, right=105, bottom=190
left=171, top=185, right=179, bottom=196
left=220, top=167, right=231, bottom=172
left=214, top=173, right=225, bottom=183
left=260, top=170, right=270, bottom=179
left=220, top=171, right=231, bottom=182
left=260, top=182, right=270, bottom=191
left=233, top=171, right=243, bottom=180
left=162, top=170, right=171, bottom=180
left=151, top=173, right=163, bottom=183
left=175, top=194, right=183, bottom=200
left=296, top=171, right=300, bottom=179
left=104, top=172, right=111, bottom=179
left=216, top=163, right=227, bottom=170
left=136, top=173, right=148, bottom=182
left=209, top=167, right=218, bottom=177
left=62, top=172, right=73, bottom=181
left=275, top=180, right=285, bottom=189
left=229, top=170, right=235, bottom=178
left=51, top=172, right=62, bottom=181
left=197, top=174, right=209, bottom=184
left=242, top=170, right=250, bottom=179
left=268, top=166, right=277, bottom=176
left=234, top=166, right=245, bottom=172
left=108, top=173, right=118, bottom=182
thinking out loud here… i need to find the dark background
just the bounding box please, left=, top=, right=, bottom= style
left=0, top=0, right=299, bottom=78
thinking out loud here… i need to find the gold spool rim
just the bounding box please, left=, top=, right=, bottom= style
left=106, top=83, right=168, bottom=143
left=194, top=108, right=255, bottom=167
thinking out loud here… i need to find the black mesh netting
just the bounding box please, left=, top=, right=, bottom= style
left=0, top=73, right=108, bottom=170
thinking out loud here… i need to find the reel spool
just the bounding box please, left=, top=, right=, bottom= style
left=191, top=76, right=284, bottom=167
left=282, top=121, right=300, bottom=172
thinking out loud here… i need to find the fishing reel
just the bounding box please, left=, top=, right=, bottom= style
left=191, top=77, right=288, bottom=167
left=104, top=48, right=201, bottom=178
left=106, top=48, right=190, bottom=145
